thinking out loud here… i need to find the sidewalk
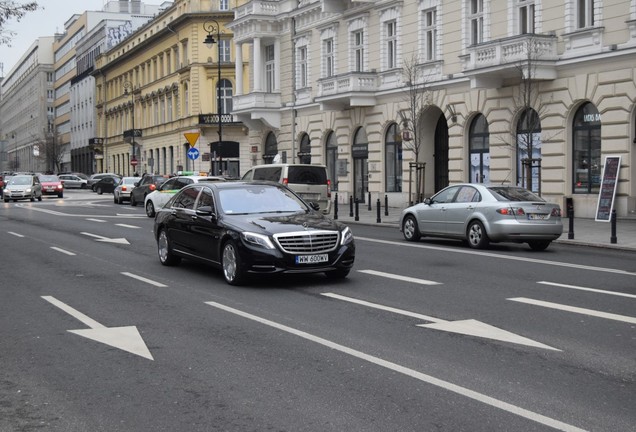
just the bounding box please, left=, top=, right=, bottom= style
left=335, top=205, right=636, bottom=252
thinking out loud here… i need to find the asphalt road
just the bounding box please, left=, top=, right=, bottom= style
left=1, top=190, right=634, bottom=432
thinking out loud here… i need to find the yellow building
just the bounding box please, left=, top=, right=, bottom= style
left=93, top=0, right=248, bottom=177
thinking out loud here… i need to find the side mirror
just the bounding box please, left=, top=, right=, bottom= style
left=424, top=198, right=432, bottom=205
left=309, top=202, right=320, bottom=211
left=134, top=181, right=140, bottom=187
left=196, top=206, right=216, bottom=219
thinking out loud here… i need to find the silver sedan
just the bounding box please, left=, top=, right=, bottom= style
left=400, top=184, right=563, bottom=250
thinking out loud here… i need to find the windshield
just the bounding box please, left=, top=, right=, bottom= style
left=219, top=186, right=307, bottom=214
left=488, top=186, right=545, bottom=202
left=8, top=176, right=32, bottom=186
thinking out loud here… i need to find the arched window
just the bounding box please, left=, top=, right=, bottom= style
left=263, top=132, right=278, bottom=164
left=385, top=123, right=402, bottom=192
left=218, top=79, right=233, bottom=115
left=299, top=133, right=311, bottom=164
left=573, top=102, right=601, bottom=194
left=516, top=108, right=542, bottom=192
left=326, top=131, right=338, bottom=191
left=469, top=114, right=490, bottom=183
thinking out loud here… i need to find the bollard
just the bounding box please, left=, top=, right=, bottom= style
left=376, top=198, right=381, bottom=223
left=334, top=193, right=338, bottom=220
left=355, top=198, right=360, bottom=221
left=610, top=209, right=617, bottom=244
left=349, top=195, right=353, bottom=217
left=567, top=205, right=574, bottom=240
left=384, top=194, right=389, bottom=216
left=368, top=191, right=372, bottom=211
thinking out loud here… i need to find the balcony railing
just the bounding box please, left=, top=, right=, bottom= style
left=464, top=34, right=557, bottom=71
left=234, top=1, right=280, bottom=19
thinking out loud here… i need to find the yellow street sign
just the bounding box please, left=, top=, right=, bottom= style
left=184, top=132, right=200, bottom=147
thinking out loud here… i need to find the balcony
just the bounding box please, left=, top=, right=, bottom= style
left=234, top=0, right=280, bottom=19
left=462, top=34, right=558, bottom=88
left=233, top=92, right=282, bottom=130
left=316, top=71, right=378, bottom=110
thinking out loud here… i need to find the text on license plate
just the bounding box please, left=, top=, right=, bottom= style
left=528, top=213, right=547, bottom=220
left=296, top=254, right=329, bottom=264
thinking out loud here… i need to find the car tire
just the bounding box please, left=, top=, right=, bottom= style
left=157, top=229, right=181, bottom=266
left=3, top=198, right=8, bottom=203
left=30, top=196, right=35, bottom=202
left=325, top=268, right=350, bottom=279
left=528, top=240, right=551, bottom=251
left=130, top=195, right=137, bottom=206
left=97, top=187, right=103, bottom=195
left=402, top=215, right=421, bottom=242
left=222, top=240, right=246, bottom=286
left=467, top=220, right=489, bottom=249
left=145, top=201, right=155, bottom=217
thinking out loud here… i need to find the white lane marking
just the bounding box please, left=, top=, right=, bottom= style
left=357, top=236, right=636, bottom=276
left=51, top=246, right=76, bottom=256
left=205, top=301, right=583, bottom=431
left=8, top=231, right=25, bottom=237
left=86, top=218, right=107, bottom=223
left=358, top=269, right=441, bottom=285
left=115, top=224, right=141, bottom=229
left=537, top=281, right=636, bottom=299
left=24, top=206, right=145, bottom=218
left=121, top=272, right=167, bottom=287
left=508, top=298, right=636, bottom=324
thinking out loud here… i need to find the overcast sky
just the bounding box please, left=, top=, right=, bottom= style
left=0, top=0, right=111, bottom=76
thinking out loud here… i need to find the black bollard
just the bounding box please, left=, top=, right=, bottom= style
left=376, top=199, right=381, bottom=223
left=610, top=209, right=617, bottom=244
left=368, top=191, right=372, bottom=211
left=384, top=194, right=389, bottom=216
left=334, top=193, right=338, bottom=220
left=355, top=198, right=360, bottom=221
left=349, top=195, right=353, bottom=217
left=567, top=206, right=574, bottom=239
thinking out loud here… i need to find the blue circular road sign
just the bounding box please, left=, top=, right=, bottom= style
left=187, top=147, right=200, bottom=160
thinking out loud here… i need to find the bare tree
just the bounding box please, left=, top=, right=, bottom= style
left=35, top=130, right=64, bottom=173
left=0, top=1, right=39, bottom=46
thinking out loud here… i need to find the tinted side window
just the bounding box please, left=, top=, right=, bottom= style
left=253, top=167, right=281, bottom=182
left=173, top=187, right=199, bottom=210
left=288, top=167, right=327, bottom=184
left=196, top=187, right=215, bottom=212
left=161, top=178, right=177, bottom=190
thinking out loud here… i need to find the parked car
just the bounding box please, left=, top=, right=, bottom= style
left=113, top=177, right=138, bottom=204
left=3, top=174, right=43, bottom=202
left=92, top=176, right=119, bottom=195
left=400, top=184, right=563, bottom=251
left=144, top=175, right=225, bottom=217
left=241, top=164, right=332, bottom=214
left=130, top=174, right=169, bottom=207
left=58, top=174, right=88, bottom=189
left=154, top=181, right=355, bottom=285
left=89, top=173, right=121, bottom=191
left=38, top=174, right=64, bottom=198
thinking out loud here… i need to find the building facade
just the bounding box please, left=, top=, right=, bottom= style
left=230, top=0, right=636, bottom=218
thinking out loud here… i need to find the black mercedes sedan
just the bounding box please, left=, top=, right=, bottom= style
left=153, top=181, right=355, bottom=285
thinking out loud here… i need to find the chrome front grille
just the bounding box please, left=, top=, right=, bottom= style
left=274, top=230, right=339, bottom=254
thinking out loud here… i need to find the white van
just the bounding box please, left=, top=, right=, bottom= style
left=242, top=164, right=332, bottom=214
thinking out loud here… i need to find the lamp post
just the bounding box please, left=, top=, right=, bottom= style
left=203, top=20, right=223, bottom=175
left=123, top=80, right=137, bottom=174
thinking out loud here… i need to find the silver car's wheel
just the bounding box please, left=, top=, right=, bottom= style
left=145, top=200, right=155, bottom=217
left=402, top=215, right=421, bottom=242
left=467, top=220, right=489, bottom=249
left=157, top=229, right=180, bottom=266
left=528, top=240, right=551, bottom=251
left=222, top=240, right=246, bottom=285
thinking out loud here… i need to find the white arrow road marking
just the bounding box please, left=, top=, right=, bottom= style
left=80, top=232, right=130, bottom=244
left=122, top=272, right=168, bottom=287
left=51, top=246, right=76, bottom=256
left=358, top=269, right=441, bottom=285
left=322, top=293, right=558, bottom=351
left=42, top=296, right=153, bottom=360
left=8, top=231, right=25, bottom=237
left=537, top=281, right=636, bottom=299
left=508, top=298, right=636, bottom=324
left=205, top=301, right=584, bottom=432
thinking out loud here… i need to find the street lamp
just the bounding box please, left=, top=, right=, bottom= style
left=123, top=80, right=138, bottom=174
left=203, top=20, right=223, bottom=175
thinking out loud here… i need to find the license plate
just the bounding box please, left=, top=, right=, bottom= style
left=46, top=188, right=54, bottom=191
left=296, top=254, right=329, bottom=264
left=528, top=213, right=547, bottom=220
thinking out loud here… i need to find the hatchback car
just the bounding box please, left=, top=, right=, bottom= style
left=114, top=177, right=138, bottom=204
left=88, top=173, right=120, bottom=190
left=400, top=184, right=563, bottom=250
left=144, top=175, right=225, bottom=217
left=58, top=174, right=88, bottom=189
left=130, top=174, right=169, bottom=207
left=154, top=181, right=355, bottom=285
left=38, top=174, right=64, bottom=198
left=92, top=176, right=120, bottom=195
left=3, top=174, right=43, bottom=202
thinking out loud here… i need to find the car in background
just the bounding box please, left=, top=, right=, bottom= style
left=0, top=175, right=4, bottom=197
left=400, top=184, right=563, bottom=251
left=130, top=174, right=169, bottom=207
left=92, top=176, right=120, bottom=195
left=58, top=174, right=88, bottom=189
left=89, top=173, right=121, bottom=191
left=113, top=177, right=138, bottom=204
left=144, top=175, right=225, bottom=217
left=154, top=181, right=355, bottom=285
left=38, top=174, right=64, bottom=198
left=3, top=174, right=43, bottom=202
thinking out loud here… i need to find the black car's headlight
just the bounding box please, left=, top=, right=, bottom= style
left=241, top=232, right=275, bottom=249
left=340, top=226, right=353, bottom=245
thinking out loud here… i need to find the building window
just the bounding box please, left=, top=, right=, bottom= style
left=219, top=39, right=231, bottom=63
left=469, top=114, right=490, bottom=183
left=265, top=44, right=275, bottom=93
left=323, top=38, right=334, bottom=77
left=386, top=20, right=397, bottom=69
left=468, top=0, right=484, bottom=45
left=263, top=132, right=278, bottom=164
left=516, top=108, right=541, bottom=192
left=326, top=131, right=338, bottom=191
left=297, top=46, right=307, bottom=88
left=517, top=0, right=535, bottom=34
left=352, top=30, right=364, bottom=72
left=577, top=0, right=595, bottom=29
left=385, top=123, right=402, bottom=192
left=299, top=133, right=311, bottom=164
left=573, top=102, right=601, bottom=194
left=219, top=0, right=229, bottom=11
left=422, top=7, right=437, bottom=61
left=218, top=79, right=233, bottom=114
